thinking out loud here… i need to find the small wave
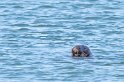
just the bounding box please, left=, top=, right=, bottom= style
left=12, top=6, right=24, bottom=9
left=32, top=24, right=64, bottom=27
left=17, top=28, right=31, bottom=31
left=102, top=31, right=123, bottom=35
left=11, top=24, right=30, bottom=27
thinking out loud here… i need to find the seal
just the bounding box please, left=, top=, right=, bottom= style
left=72, top=45, right=91, bottom=57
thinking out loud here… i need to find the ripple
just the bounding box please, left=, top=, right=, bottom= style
left=32, top=24, right=64, bottom=27
left=17, top=28, right=31, bottom=31
left=102, top=30, right=124, bottom=35
left=12, top=5, right=24, bottom=9
left=11, top=24, right=30, bottom=27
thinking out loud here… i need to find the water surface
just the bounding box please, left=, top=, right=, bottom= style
left=0, top=0, right=124, bottom=82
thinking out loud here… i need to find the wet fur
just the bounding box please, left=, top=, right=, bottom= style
left=72, top=45, right=91, bottom=57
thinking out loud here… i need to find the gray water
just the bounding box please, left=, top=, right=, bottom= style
left=0, top=0, right=124, bottom=82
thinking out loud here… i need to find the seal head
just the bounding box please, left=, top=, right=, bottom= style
left=72, top=45, right=91, bottom=57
